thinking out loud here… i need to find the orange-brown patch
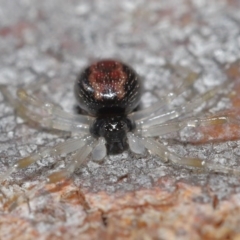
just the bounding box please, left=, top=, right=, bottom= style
left=191, top=61, right=240, bottom=143
left=89, top=61, right=127, bottom=100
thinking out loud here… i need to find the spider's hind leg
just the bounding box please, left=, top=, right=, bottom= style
left=0, top=83, right=92, bottom=134
left=157, top=63, right=200, bottom=100
left=131, top=64, right=200, bottom=121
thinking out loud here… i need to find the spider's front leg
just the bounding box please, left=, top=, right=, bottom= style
left=0, top=137, right=91, bottom=182
left=130, top=109, right=240, bottom=175
left=128, top=130, right=240, bottom=176
left=1, top=135, right=102, bottom=211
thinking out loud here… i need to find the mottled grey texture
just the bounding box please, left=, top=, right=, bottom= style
left=0, top=0, right=240, bottom=238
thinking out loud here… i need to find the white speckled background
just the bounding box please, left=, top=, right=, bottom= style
left=1, top=0, right=240, bottom=239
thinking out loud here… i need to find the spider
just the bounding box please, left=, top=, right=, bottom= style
left=0, top=59, right=239, bottom=189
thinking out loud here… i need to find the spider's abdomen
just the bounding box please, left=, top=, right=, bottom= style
left=74, top=59, right=142, bottom=116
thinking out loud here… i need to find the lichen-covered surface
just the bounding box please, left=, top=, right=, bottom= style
left=0, top=0, right=240, bottom=239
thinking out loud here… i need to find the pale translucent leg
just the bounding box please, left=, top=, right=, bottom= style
left=136, top=115, right=234, bottom=137
left=165, top=64, right=200, bottom=98
left=136, top=81, right=231, bottom=128
left=91, top=137, right=107, bottom=161
left=6, top=136, right=97, bottom=211
left=0, top=84, right=19, bottom=109
left=127, top=132, right=146, bottom=154
left=153, top=63, right=200, bottom=101
left=139, top=136, right=240, bottom=175
left=0, top=77, right=50, bottom=109
left=0, top=137, right=89, bottom=182
left=131, top=67, right=200, bottom=121
left=0, top=85, right=92, bottom=133
left=47, top=136, right=96, bottom=183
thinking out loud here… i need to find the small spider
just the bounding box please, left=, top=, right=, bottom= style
left=0, top=59, right=239, bottom=188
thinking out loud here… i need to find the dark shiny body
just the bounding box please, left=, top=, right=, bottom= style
left=74, top=59, right=141, bottom=154
left=90, top=116, right=135, bottom=154
left=74, top=59, right=141, bottom=116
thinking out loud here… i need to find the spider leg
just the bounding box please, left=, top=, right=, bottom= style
left=47, top=136, right=96, bottom=183
left=127, top=132, right=146, bottom=154
left=0, top=77, right=49, bottom=108
left=131, top=67, right=200, bottom=121
left=138, top=136, right=240, bottom=175
left=91, top=137, right=107, bottom=161
left=156, top=63, right=200, bottom=100
left=0, top=137, right=88, bottom=182
left=4, top=136, right=97, bottom=211
left=0, top=85, right=93, bottom=133
left=135, top=81, right=231, bottom=128
left=136, top=115, right=233, bottom=137
left=0, top=84, right=19, bottom=109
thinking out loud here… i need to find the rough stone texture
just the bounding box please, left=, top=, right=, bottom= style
left=0, top=0, right=240, bottom=239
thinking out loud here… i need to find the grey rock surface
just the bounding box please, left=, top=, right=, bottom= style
left=0, top=0, right=240, bottom=239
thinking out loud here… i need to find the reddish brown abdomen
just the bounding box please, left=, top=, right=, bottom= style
left=74, top=59, right=142, bottom=116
